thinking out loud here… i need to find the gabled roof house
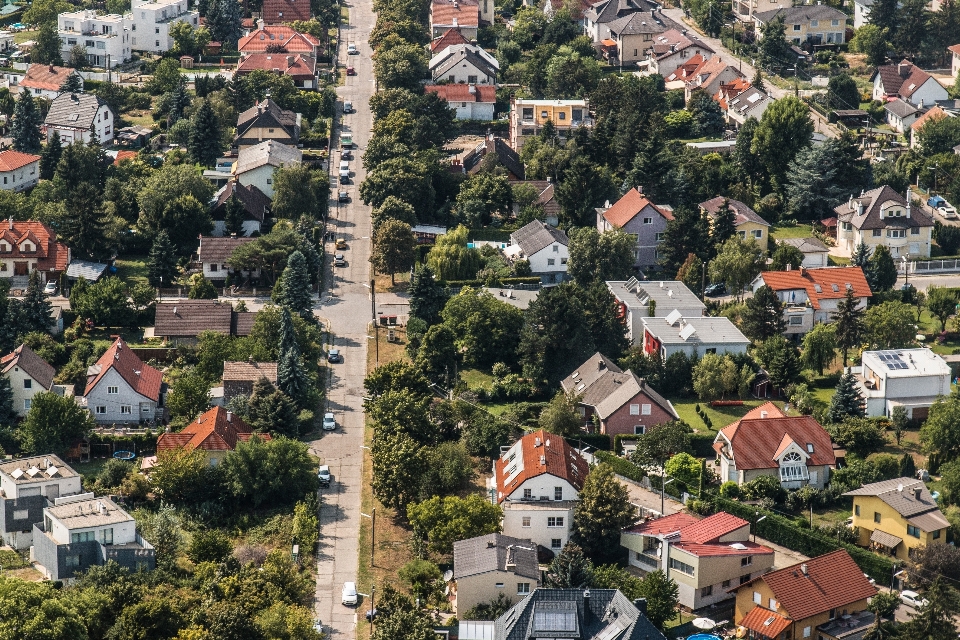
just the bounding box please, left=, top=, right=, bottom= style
left=700, top=196, right=771, bottom=250
left=872, top=60, right=949, bottom=107
left=505, top=220, right=569, bottom=283
left=834, top=185, right=934, bottom=258
left=81, top=338, right=163, bottom=424
left=210, top=180, right=270, bottom=237
left=453, top=533, right=540, bottom=614
left=234, top=98, right=301, bottom=150
left=596, top=188, right=673, bottom=271
left=156, top=406, right=270, bottom=465
left=751, top=266, right=872, bottom=336
left=0, top=343, right=58, bottom=416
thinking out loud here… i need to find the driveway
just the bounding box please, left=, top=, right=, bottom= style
left=310, top=0, right=376, bottom=636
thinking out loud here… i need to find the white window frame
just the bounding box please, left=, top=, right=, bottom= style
left=107, top=386, right=118, bottom=394
left=629, top=404, right=640, bottom=416
left=547, top=516, right=564, bottom=527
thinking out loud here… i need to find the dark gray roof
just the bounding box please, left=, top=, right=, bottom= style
left=495, top=589, right=666, bottom=640
left=432, top=46, right=498, bottom=80
left=1, top=343, right=55, bottom=390
left=211, top=180, right=271, bottom=223
left=834, top=185, right=934, bottom=230
left=510, top=220, right=568, bottom=257
left=236, top=98, right=300, bottom=142
left=782, top=237, right=829, bottom=253
left=560, top=352, right=677, bottom=420
left=884, top=98, right=920, bottom=119
left=700, top=196, right=770, bottom=227
left=843, top=477, right=939, bottom=518
left=583, top=0, right=657, bottom=25
left=453, top=533, right=540, bottom=581
left=44, top=93, right=109, bottom=129
left=560, top=352, right=622, bottom=395
left=754, top=4, right=847, bottom=23
left=606, top=9, right=681, bottom=36
left=66, top=259, right=108, bottom=282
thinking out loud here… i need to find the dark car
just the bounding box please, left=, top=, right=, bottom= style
left=704, top=283, right=727, bottom=297
left=341, top=149, right=352, bottom=160
left=346, top=66, right=356, bottom=76
left=338, top=190, right=349, bottom=203
left=327, top=349, right=342, bottom=363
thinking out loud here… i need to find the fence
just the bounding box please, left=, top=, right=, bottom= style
left=911, top=259, right=960, bottom=274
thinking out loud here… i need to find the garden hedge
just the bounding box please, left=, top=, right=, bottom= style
left=596, top=451, right=645, bottom=483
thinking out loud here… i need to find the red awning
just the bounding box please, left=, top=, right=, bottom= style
left=600, top=38, right=617, bottom=47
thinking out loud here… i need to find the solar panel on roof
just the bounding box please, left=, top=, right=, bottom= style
left=534, top=611, right=577, bottom=632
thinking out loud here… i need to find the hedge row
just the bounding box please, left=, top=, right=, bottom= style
left=707, top=495, right=894, bottom=584
left=595, top=451, right=645, bottom=483
left=443, top=277, right=542, bottom=287
left=691, top=433, right=716, bottom=458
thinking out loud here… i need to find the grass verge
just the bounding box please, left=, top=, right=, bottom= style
left=114, top=254, right=150, bottom=287
left=671, top=398, right=765, bottom=434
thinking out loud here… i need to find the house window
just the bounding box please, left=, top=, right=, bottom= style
left=210, top=263, right=219, bottom=272
left=101, top=528, right=113, bottom=544
left=558, top=112, right=566, bottom=120
left=831, top=19, right=839, bottom=25
left=887, top=229, right=906, bottom=238
left=874, top=512, right=881, bottom=523
left=789, top=316, right=803, bottom=325
left=722, top=579, right=731, bottom=588
left=551, top=538, right=562, bottom=549
left=873, top=229, right=882, bottom=237
left=810, top=19, right=818, bottom=26
left=911, top=227, right=920, bottom=235
left=522, top=517, right=531, bottom=527
left=518, top=582, right=531, bottom=594
left=554, top=486, right=563, bottom=500
left=908, top=524, right=920, bottom=538
left=23, top=379, right=31, bottom=389
left=740, top=574, right=751, bottom=584
left=753, top=591, right=762, bottom=604
left=96, top=406, right=107, bottom=414
left=23, top=399, right=30, bottom=410
left=855, top=505, right=860, bottom=516
left=641, top=404, right=651, bottom=415
left=769, top=598, right=777, bottom=609
left=71, top=531, right=95, bottom=543
left=495, top=582, right=505, bottom=588
left=467, top=75, right=477, bottom=83
left=741, top=556, right=752, bottom=566
left=934, top=529, right=942, bottom=539
left=630, top=404, right=640, bottom=415
left=540, top=111, right=548, bottom=118
left=561, top=258, right=568, bottom=265
left=548, top=517, right=564, bottom=527
left=547, top=258, right=555, bottom=266
left=656, top=232, right=665, bottom=241
left=523, top=488, right=532, bottom=499
left=553, top=245, right=559, bottom=252
left=779, top=452, right=809, bottom=481
left=701, top=585, right=713, bottom=597
left=634, top=425, right=646, bottom=434
left=643, top=217, right=653, bottom=224
left=121, top=405, right=131, bottom=415
left=66, top=554, right=81, bottom=568
left=107, top=386, right=118, bottom=394
left=13, top=509, right=28, bottom=519
left=829, top=609, right=837, bottom=620
left=793, top=24, right=801, bottom=30
left=669, top=558, right=694, bottom=575
left=803, top=626, right=811, bottom=638
left=752, top=229, right=763, bottom=239
left=522, top=108, right=534, bottom=119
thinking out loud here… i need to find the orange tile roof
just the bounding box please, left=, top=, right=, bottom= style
left=236, top=52, right=316, bottom=79
left=432, top=0, right=480, bottom=27
left=717, top=415, right=835, bottom=471
left=949, top=44, right=960, bottom=56
left=666, top=53, right=705, bottom=82
left=85, top=338, right=162, bottom=402
left=742, top=401, right=785, bottom=420
left=261, top=0, right=312, bottom=23
left=156, top=406, right=270, bottom=452
left=911, top=105, right=947, bottom=131
left=237, top=26, right=320, bottom=54
left=602, top=188, right=673, bottom=228
left=714, top=78, right=750, bottom=110
left=681, top=511, right=748, bottom=544
left=758, top=266, right=871, bottom=310
left=624, top=512, right=699, bottom=535
left=21, top=64, right=79, bottom=91
left=739, top=606, right=792, bottom=638
left=625, top=511, right=774, bottom=558
left=113, top=150, right=137, bottom=165
left=426, top=84, right=496, bottom=102
left=0, top=150, right=40, bottom=172
left=431, top=27, right=469, bottom=52
left=494, top=429, right=588, bottom=502
left=0, top=220, right=68, bottom=271
left=741, top=550, right=877, bottom=620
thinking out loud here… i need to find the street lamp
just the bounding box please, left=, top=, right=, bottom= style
left=724, top=22, right=742, bottom=72
left=928, top=164, right=939, bottom=193
left=753, top=513, right=767, bottom=543
left=361, top=509, right=376, bottom=568
left=902, top=255, right=909, bottom=286
left=661, top=476, right=674, bottom=518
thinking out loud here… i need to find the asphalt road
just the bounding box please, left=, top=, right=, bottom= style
left=310, top=2, right=376, bottom=636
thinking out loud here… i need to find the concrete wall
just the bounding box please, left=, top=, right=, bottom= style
left=0, top=472, right=82, bottom=501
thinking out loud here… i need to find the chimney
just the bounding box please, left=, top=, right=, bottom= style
left=801, top=563, right=808, bottom=575
left=906, top=187, right=912, bottom=218
left=453, top=16, right=458, bottom=25
left=598, top=360, right=606, bottom=370
left=799, top=266, right=805, bottom=277
left=227, top=411, right=233, bottom=423
left=786, top=264, right=791, bottom=271
left=915, top=487, right=922, bottom=499
left=257, top=17, right=265, bottom=29
left=7, top=216, right=11, bottom=230
left=487, top=540, right=496, bottom=548
left=49, top=64, right=54, bottom=73
left=584, top=588, right=591, bottom=602
left=633, top=598, right=648, bottom=615
left=856, top=200, right=865, bottom=216
left=898, top=61, right=911, bottom=78
left=760, top=411, right=768, bottom=419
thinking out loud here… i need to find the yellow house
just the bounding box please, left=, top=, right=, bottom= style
left=699, top=196, right=770, bottom=252
left=509, top=98, right=592, bottom=151
left=733, top=549, right=877, bottom=640
left=844, top=476, right=949, bottom=561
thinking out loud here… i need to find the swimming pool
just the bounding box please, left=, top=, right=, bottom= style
left=686, top=634, right=722, bottom=640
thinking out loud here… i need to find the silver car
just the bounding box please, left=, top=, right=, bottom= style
left=322, top=413, right=336, bottom=431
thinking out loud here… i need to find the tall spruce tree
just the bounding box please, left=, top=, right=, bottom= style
left=39, top=132, right=62, bottom=180
left=188, top=99, right=222, bottom=167
left=58, top=73, right=83, bottom=94
left=223, top=193, right=246, bottom=236
left=147, top=230, right=179, bottom=286
left=408, top=264, right=448, bottom=326
left=0, top=376, right=15, bottom=427
left=710, top=199, right=738, bottom=255
left=21, top=271, right=52, bottom=334
left=835, top=288, right=865, bottom=366
left=851, top=241, right=870, bottom=268
left=277, top=308, right=310, bottom=409
left=867, top=244, right=898, bottom=292
left=63, top=182, right=111, bottom=260
left=742, top=285, right=787, bottom=341
left=168, top=76, right=191, bottom=124
left=207, top=0, right=242, bottom=45
left=572, top=463, right=638, bottom=565
left=827, top=372, right=866, bottom=424
left=279, top=305, right=298, bottom=359
left=278, top=251, right=314, bottom=321
left=12, top=91, right=42, bottom=153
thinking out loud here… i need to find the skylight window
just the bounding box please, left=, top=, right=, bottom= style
left=831, top=284, right=839, bottom=292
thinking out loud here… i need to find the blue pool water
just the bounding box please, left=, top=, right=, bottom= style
left=686, top=635, right=722, bottom=640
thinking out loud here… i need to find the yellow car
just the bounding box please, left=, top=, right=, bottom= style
left=335, top=238, right=347, bottom=250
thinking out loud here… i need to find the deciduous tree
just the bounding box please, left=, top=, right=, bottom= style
left=573, top=463, right=637, bottom=565
left=372, top=219, right=417, bottom=285
left=19, top=391, right=96, bottom=454
left=801, top=322, right=837, bottom=375
left=407, top=494, right=503, bottom=554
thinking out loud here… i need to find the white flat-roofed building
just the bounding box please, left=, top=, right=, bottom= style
left=640, top=313, right=749, bottom=358
left=608, top=278, right=705, bottom=343
left=0, top=454, right=82, bottom=549
left=858, top=348, right=952, bottom=421
left=58, top=10, right=131, bottom=67
left=130, top=0, right=199, bottom=53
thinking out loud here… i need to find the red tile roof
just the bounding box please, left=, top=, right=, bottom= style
left=0, top=220, right=69, bottom=272
left=739, top=606, right=792, bottom=638
left=113, top=150, right=137, bottom=165
left=494, top=429, right=589, bottom=502
left=426, top=84, right=496, bottom=102
left=21, top=64, right=80, bottom=92
left=431, top=27, right=470, bottom=52
left=741, top=550, right=877, bottom=620
left=238, top=26, right=320, bottom=55
left=602, top=188, right=673, bottom=228
left=431, top=0, right=480, bottom=27
left=235, top=52, right=316, bottom=80
left=261, top=0, right=312, bottom=23
left=911, top=105, right=947, bottom=131
left=157, top=406, right=270, bottom=452
left=714, top=78, right=750, bottom=110
left=85, top=338, right=163, bottom=402
left=666, top=53, right=705, bottom=82
left=949, top=44, right=960, bottom=56
left=0, top=150, right=40, bottom=172
left=716, top=415, right=835, bottom=471
left=741, top=401, right=785, bottom=420
left=758, top=266, right=871, bottom=310
left=624, top=511, right=774, bottom=558
left=681, top=511, right=748, bottom=544
left=624, top=512, right=698, bottom=535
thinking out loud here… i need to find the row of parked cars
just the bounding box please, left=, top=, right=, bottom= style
left=928, top=195, right=958, bottom=220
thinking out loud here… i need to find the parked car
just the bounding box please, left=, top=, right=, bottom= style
left=347, top=43, right=358, bottom=55
left=334, top=253, right=346, bottom=267
left=322, top=413, right=336, bottom=431
left=928, top=195, right=947, bottom=209
left=43, top=281, right=57, bottom=296
left=342, top=582, right=358, bottom=606
left=339, top=161, right=350, bottom=180
left=346, top=66, right=356, bottom=76
left=344, top=100, right=353, bottom=113
left=938, top=205, right=958, bottom=219
left=327, top=349, right=342, bottom=363
left=338, top=190, right=349, bottom=203
left=341, top=149, right=352, bottom=160
left=340, top=133, right=353, bottom=148
left=900, top=590, right=928, bottom=609
left=318, top=465, right=331, bottom=485
left=336, top=238, right=348, bottom=250
left=704, top=283, right=726, bottom=297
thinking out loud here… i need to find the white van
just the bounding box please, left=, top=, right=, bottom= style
left=339, top=161, right=349, bottom=180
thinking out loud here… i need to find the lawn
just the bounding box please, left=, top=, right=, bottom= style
left=671, top=398, right=766, bottom=434
left=771, top=223, right=820, bottom=241
left=828, top=255, right=851, bottom=266
left=461, top=368, right=494, bottom=390
left=114, top=254, right=150, bottom=287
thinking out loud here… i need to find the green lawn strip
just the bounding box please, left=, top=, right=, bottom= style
left=670, top=398, right=765, bottom=434
left=771, top=224, right=819, bottom=241
left=113, top=254, right=150, bottom=287
left=461, top=368, right=494, bottom=390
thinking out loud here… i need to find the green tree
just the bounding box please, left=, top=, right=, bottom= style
left=187, top=529, right=233, bottom=564
left=147, top=58, right=184, bottom=94
left=827, top=73, right=861, bottom=110
left=865, top=301, right=915, bottom=349
left=572, top=463, right=638, bottom=565
left=407, top=494, right=503, bottom=555
left=544, top=543, right=594, bottom=588
left=409, top=264, right=448, bottom=325
left=39, top=133, right=62, bottom=181
left=677, top=252, right=706, bottom=297
left=372, top=195, right=418, bottom=230
left=188, top=99, right=223, bottom=167
left=272, top=164, right=327, bottom=220
left=277, top=312, right=311, bottom=412
left=742, top=285, right=787, bottom=341
left=399, top=559, right=443, bottom=602
left=892, top=577, right=959, bottom=640
left=292, top=496, right=319, bottom=556
left=11, top=91, right=43, bottom=153
left=709, top=237, right=764, bottom=301
left=916, top=117, right=960, bottom=155
left=0, top=377, right=16, bottom=428
left=372, top=219, right=417, bottom=285
left=770, top=242, right=806, bottom=271
left=518, top=282, right=594, bottom=385
left=758, top=15, right=791, bottom=70
left=709, top=200, right=738, bottom=254
left=927, top=285, right=956, bottom=331
left=188, top=274, right=218, bottom=299
left=688, top=88, right=725, bottom=137
left=801, top=322, right=838, bottom=375
left=220, top=436, right=316, bottom=508
left=166, top=370, right=212, bottom=421
left=554, top=155, right=617, bottom=227
left=892, top=405, right=909, bottom=446
left=538, top=391, right=583, bottom=438
left=373, top=42, right=428, bottom=91
left=633, top=421, right=692, bottom=477
left=864, top=590, right=901, bottom=640
left=248, top=379, right=299, bottom=434
left=827, top=372, right=866, bottom=424
left=23, top=0, right=72, bottom=26
left=455, top=172, right=512, bottom=226
left=692, top=353, right=740, bottom=400
left=372, top=431, right=426, bottom=512
left=591, top=564, right=644, bottom=600
left=426, top=225, right=482, bottom=281
left=205, top=0, right=242, bottom=45
left=830, top=417, right=887, bottom=456
left=867, top=244, right=898, bottom=292
left=148, top=230, right=179, bottom=285
left=751, top=96, right=814, bottom=191
left=31, top=23, right=63, bottom=65
left=21, top=271, right=52, bottom=334
left=545, top=44, right=602, bottom=98
left=921, top=390, right=960, bottom=463
left=223, top=193, right=247, bottom=237
left=440, top=287, right=524, bottom=369
left=137, top=164, right=214, bottom=254
left=415, top=323, right=460, bottom=389
left=835, top=288, right=866, bottom=366
left=567, top=227, right=636, bottom=287
left=277, top=251, right=314, bottom=321
left=637, top=569, right=680, bottom=629
left=18, top=391, right=95, bottom=454
left=850, top=24, right=889, bottom=66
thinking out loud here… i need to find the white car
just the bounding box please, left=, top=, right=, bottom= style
left=322, top=413, right=336, bottom=431
left=347, top=43, right=358, bottom=55
left=43, top=281, right=57, bottom=295
left=342, top=581, right=358, bottom=606
left=939, top=205, right=958, bottom=219
left=900, top=590, right=928, bottom=609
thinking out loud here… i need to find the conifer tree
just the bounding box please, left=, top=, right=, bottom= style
left=168, top=76, right=191, bottom=124
left=21, top=271, right=52, bottom=334
left=408, top=264, right=448, bottom=326
left=63, top=182, right=110, bottom=260
left=279, top=305, right=297, bottom=356
left=12, top=91, right=42, bottom=153
left=58, top=73, right=83, bottom=94
left=0, top=376, right=16, bottom=427
left=277, top=251, right=314, bottom=321
left=39, top=132, right=62, bottom=180
left=148, top=230, right=179, bottom=286
left=188, top=99, right=222, bottom=167
left=742, top=285, right=786, bottom=341
left=851, top=240, right=870, bottom=268
left=278, top=339, right=310, bottom=410
left=223, top=193, right=246, bottom=237
left=835, top=288, right=865, bottom=366
left=827, top=372, right=866, bottom=424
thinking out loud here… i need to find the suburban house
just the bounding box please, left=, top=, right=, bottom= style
left=753, top=5, right=847, bottom=46
left=81, top=338, right=163, bottom=424
left=608, top=278, right=706, bottom=343
left=856, top=348, right=951, bottom=420
left=66, top=259, right=109, bottom=284
left=884, top=98, right=922, bottom=133
left=232, top=140, right=302, bottom=199
left=57, top=10, right=131, bottom=66
left=452, top=533, right=540, bottom=614
left=950, top=44, right=960, bottom=80
left=714, top=79, right=772, bottom=126
left=732, top=550, right=877, bottom=640
left=429, top=43, right=498, bottom=85
left=680, top=56, right=744, bottom=101
left=712, top=403, right=835, bottom=488
left=910, top=106, right=953, bottom=149
left=209, top=180, right=270, bottom=237
left=780, top=237, right=830, bottom=268
left=426, top=84, right=497, bottom=120
left=509, top=98, right=592, bottom=151
left=430, top=27, right=469, bottom=53
left=197, top=236, right=256, bottom=282
left=560, top=352, right=678, bottom=436
left=844, top=477, right=949, bottom=561
left=603, top=9, right=683, bottom=66
left=156, top=406, right=270, bottom=467
left=835, top=185, right=934, bottom=258
left=700, top=196, right=770, bottom=251
left=234, top=99, right=301, bottom=150
left=511, top=180, right=559, bottom=225
left=0, top=150, right=40, bottom=192
left=235, top=53, right=319, bottom=89
left=643, top=29, right=714, bottom=77
left=260, top=0, right=312, bottom=23
left=44, top=93, right=115, bottom=145
left=0, top=219, right=70, bottom=287
left=750, top=266, right=872, bottom=337
left=640, top=313, right=749, bottom=358
left=0, top=454, right=82, bottom=550
left=596, top=188, right=673, bottom=271
left=458, top=135, right=525, bottom=179
left=33, top=493, right=155, bottom=581
left=17, top=64, right=83, bottom=100
left=482, top=588, right=667, bottom=640
left=620, top=511, right=775, bottom=610
left=0, top=344, right=58, bottom=416
left=152, top=300, right=255, bottom=342
left=504, top=220, right=569, bottom=284
left=222, top=360, right=278, bottom=403
left=130, top=0, right=199, bottom=53
left=853, top=0, right=873, bottom=28
left=583, top=0, right=658, bottom=42
left=491, top=429, right=588, bottom=552
left=872, top=60, right=949, bottom=106
left=430, top=0, right=480, bottom=39
left=237, top=22, right=322, bottom=56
